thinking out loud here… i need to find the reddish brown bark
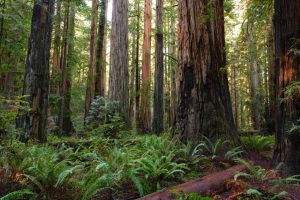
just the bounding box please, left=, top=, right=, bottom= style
left=152, top=0, right=164, bottom=134
left=95, top=0, right=107, bottom=97
left=85, top=0, right=98, bottom=120
left=174, top=0, right=240, bottom=145
left=138, top=165, right=245, bottom=200
left=139, top=0, right=152, bottom=132
left=109, top=0, right=129, bottom=121
left=273, top=0, right=300, bottom=175
left=51, top=1, right=61, bottom=94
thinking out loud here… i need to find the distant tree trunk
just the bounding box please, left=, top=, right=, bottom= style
left=273, top=0, right=300, bottom=175
left=16, top=0, right=54, bottom=142
left=85, top=0, right=98, bottom=120
left=153, top=0, right=164, bottom=134
left=109, top=0, right=129, bottom=121
left=267, top=25, right=276, bottom=133
left=247, top=23, right=262, bottom=130
left=174, top=0, right=241, bottom=145
left=139, top=0, right=152, bottom=132
left=170, top=19, right=177, bottom=127
left=51, top=1, right=61, bottom=94
left=95, top=0, right=107, bottom=97
left=0, top=0, right=6, bottom=69
left=58, top=1, right=75, bottom=135
left=135, top=1, right=141, bottom=126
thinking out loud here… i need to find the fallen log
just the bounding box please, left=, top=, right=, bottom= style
left=137, top=164, right=246, bottom=200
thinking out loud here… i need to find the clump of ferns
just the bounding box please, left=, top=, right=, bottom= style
left=282, top=81, right=300, bottom=110
left=192, top=136, right=243, bottom=161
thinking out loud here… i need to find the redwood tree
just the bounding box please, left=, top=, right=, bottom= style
left=139, top=0, right=152, bottom=132
left=153, top=0, right=164, bottom=134
left=95, top=0, right=107, bottom=97
left=16, top=0, right=54, bottom=142
left=58, top=1, right=75, bottom=135
left=174, top=0, right=240, bottom=145
left=273, top=0, right=300, bottom=175
left=109, top=0, right=129, bottom=121
left=85, top=0, right=98, bottom=120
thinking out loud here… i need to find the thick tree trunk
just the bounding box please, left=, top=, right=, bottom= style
left=152, top=0, right=164, bottom=134
left=139, top=0, right=152, bottom=132
left=16, top=0, right=54, bottom=142
left=247, top=23, right=262, bottom=130
left=51, top=1, right=61, bottom=94
left=85, top=0, right=98, bottom=120
left=174, top=0, right=240, bottom=145
left=109, top=0, right=129, bottom=121
left=95, top=0, right=107, bottom=97
left=273, top=0, right=300, bottom=175
left=58, top=1, right=75, bottom=135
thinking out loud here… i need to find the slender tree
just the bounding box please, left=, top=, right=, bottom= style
left=16, top=0, right=54, bottom=142
left=109, top=0, right=129, bottom=121
left=247, top=23, right=263, bottom=130
left=139, top=0, right=152, bottom=132
left=153, top=0, right=164, bottom=134
left=51, top=1, right=62, bottom=94
left=58, top=0, right=75, bottom=135
left=85, top=0, right=98, bottom=120
left=95, top=0, right=107, bottom=97
left=174, top=0, right=240, bottom=145
left=135, top=0, right=141, bottom=126
left=273, top=0, right=300, bottom=175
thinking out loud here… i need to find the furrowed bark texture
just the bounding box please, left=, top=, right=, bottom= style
left=139, top=0, right=152, bottom=132
left=109, top=0, right=129, bottom=121
left=16, top=0, right=54, bottom=142
left=153, top=0, right=164, bottom=134
left=174, top=0, right=240, bottom=145
left=85, top=0, right=98, bottom=120
left=95, top=0, right=107, bottom=97
left=273, top=0, right=300, bottom=175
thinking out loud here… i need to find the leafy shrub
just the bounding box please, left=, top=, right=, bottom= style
left=241, top=135, right=274, bottom=151
left=0, top=96, right=29, bottom=139
left=86, top=96, right=125, bottom=137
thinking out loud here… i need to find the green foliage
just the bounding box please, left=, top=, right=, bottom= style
left=242, top=135, right=274, bottom=151
left=171, top=191, right=213, bottom=200
left=0, top=96, right=29, bottom=138
left=192, top=136, right=242, bottom=159
left=234, top=159, right=268, bottom=182
left=272, top=175, right=300, bottom=187
left=0, top=189, right=35, bottom=200
left=86, top=96, right=125, bottom=137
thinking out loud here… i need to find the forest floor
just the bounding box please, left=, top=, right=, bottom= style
left=0, top=132, right=300, bottom=200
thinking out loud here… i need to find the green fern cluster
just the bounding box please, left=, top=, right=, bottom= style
left=241, top=135, right=274, bottom=151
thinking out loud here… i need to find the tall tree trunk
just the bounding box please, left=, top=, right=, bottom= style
left=273, top=0, right=300, bottom=175
left=267, top=25, right=276, bottom=133
left=58, top=0, right=75, bottom=135
left=135, top=0, right=141, bottom=127
left=51, top=1, right=61, bottom=94
left=109, top=0, right=129, bottom=122
left=247, top=23, right=262, bottom=130
left=153, top=0, right=164, bottom=134
left=170, top=17, right=177, bottom=127
left=95, top=0, right=107, bottom=97
left=174, top=0, right=240, bottom=145
left=85, top=0, right=98, bottom=120
left=139, top=0, right=152, bottom=132
left=16, top=0, right=54, bottom=143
